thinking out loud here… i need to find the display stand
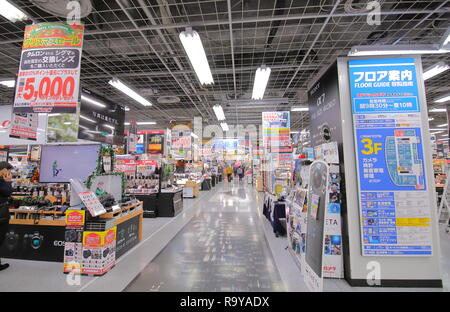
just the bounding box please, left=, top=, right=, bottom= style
left=133, top=194, right=158, bottom=218
left=438, top=167, right=450, bottom=232
left=158, top=189, right=183, bottom=217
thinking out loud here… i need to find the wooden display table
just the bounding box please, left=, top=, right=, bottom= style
left=1, top=202, right=143, bottom=262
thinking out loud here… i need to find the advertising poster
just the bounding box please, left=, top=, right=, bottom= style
left=308, top=64, right=343, bottom=148
left=0, top=150, right=8, bottom=162
left=169, top=121, right=192, bottom=159
left=9, top=112, right=38, bottom=141
left=0, top=105, right=47, bottom=145
left=13, top=23, right=84, bottom=114
left=349, top=57, right=433, bottom=256
left=128, top=122, right=138, bottom=154
left=46, top=113, right=79, bottom=143
left=304, top=160, right=329, bottom=292
left=78, top=88, right=126, bottom=145
left=147, top=131, right=165, bottom=155
left=262, top=111, right=291, bottom=153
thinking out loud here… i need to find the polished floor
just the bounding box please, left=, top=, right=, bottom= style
left=125, top=180, right=285, bottom=292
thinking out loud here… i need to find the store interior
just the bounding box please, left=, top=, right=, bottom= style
left=0, top=0, right=449, bottom=292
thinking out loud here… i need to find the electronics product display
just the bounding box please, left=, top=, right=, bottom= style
left=39, top=145, right=100, bottom=183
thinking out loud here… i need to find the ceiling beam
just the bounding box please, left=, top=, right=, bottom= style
left=1, top=9, right=448, bottom=45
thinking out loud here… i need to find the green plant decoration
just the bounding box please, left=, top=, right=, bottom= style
left=86, top=145, right=127, bottom=198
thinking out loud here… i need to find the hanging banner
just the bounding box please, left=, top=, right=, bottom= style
left=147, top=131, right=165, bottom=155
left=349, top=57, right=432, bottom=256
left=13, top=22, right=85, bottom=114
left=128, top=122, right=138, bottom=153
left=262, top=111, right=291, bottom=153
left=169, top=121, right=192, bottom=159
left=9, top=112, right=38, bottom=141
left=78, top=88, right=126, bottom=145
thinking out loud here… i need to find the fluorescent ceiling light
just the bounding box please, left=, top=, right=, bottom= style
left=109, top=78, right=153, bottom=107
left=429, top=108, right=447, bottom=113
left=124, top=121, right=156, bottom=126
left=0, top=0, right=28, bottom=22
left=291, top=107, right=309, bottom=112
left=221, top=122, right=229, bottom=132
left=124, top=106, right=130, bottom=112
left=191, top=133, right=199, bottom=139
left=104, top=124, right=115, bottom=130
left=348, top=44, right=450, bottom=56
left=179, top=28, right=214, bottom=85
left=435, top=94, right=450, bottom=103
left=437, top=123, right=448, bottom=127
left=252, top=66, right=271, bottom=100
left=81, top=95, right=106, bottom=108
left=430, top=128, right=445, bottom=131
left=0, top=79, right=15, bottom=88
left=63, top=122, right=72, bottom=125
left=48, top=113, right=61, bottom=117
left=213, top=105, right=226, bottom=121
left=431, top=131, right=444, bottom=135
left=428, top=118, right=434, bottom=121
left=423, top=62, right=450, bottom=80
left=80, top=115, right=96, bottom=123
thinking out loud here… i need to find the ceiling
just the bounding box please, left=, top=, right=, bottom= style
left=0, top=0, right=449, bottom=133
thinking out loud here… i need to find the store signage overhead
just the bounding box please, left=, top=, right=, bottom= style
left=78, top=88, right=126, bottom=145
left=12, top=22, right=85, bottom=114
left=349, top=57, right=433, bottom=256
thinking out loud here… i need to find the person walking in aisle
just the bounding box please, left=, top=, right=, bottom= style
left=226, top=166, right=233, bottom=182
left=237, top=166, right=244, bottom=182
left=0, top=162, right=13, bottom=271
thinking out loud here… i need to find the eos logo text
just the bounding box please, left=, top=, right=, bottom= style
left=54, top=240, right=65, bottom=247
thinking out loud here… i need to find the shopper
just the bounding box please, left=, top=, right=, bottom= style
left=175, top=159, right=186, bottom=173
left=237, top=166, right=244, bottom=182
left=0, top=162, right=13, bottom=271
left=226, top=166, right=233, bottom=182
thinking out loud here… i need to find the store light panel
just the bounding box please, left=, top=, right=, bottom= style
left=179, top=28, right=214, bottom=85
left=291, top=107, right=309, bottom=112
left=435, top=94, right=450, bottom=103
left=81, top=95, right=106, bottom=108
left=221, top=122, right=229, bottom=132
left=124, top=121, right=156, bottom=126
left=429, top=108, right=447, bottom=113
left=213, top=105, right=226, bottom=121
left=423, top=62, right=450, bottom=80
left=0, top=79, right=15, bottom=88
left=348, top=44, right=449, bottom=56
left=109, top=78, right=153, bottom=107
left=80, top=115, right=96, bottom=123
left=0, top=0, right=28, bottom=22
left=437, top=123, right=448, bottom=127
left=252, top=66, right=271, bottom=100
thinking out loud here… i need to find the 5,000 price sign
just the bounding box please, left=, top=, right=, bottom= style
left=13, top=23, right=84, bottom=114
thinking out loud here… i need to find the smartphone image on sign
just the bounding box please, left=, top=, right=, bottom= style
left=305, top=160, right=329, bottom=278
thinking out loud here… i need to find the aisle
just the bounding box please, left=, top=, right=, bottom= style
left=125, top=180, right=285, bottom=292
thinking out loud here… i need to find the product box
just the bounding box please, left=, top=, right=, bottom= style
left=63, top=210, right=85, bottom=274
left=81, top=227, right=116, bottom=275
left=63, top=242, right=83, bottom=274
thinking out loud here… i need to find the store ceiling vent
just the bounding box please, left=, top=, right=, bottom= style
left=157, top=96, right=180, bottom=104
left=31, top=0, right=93, bottom=18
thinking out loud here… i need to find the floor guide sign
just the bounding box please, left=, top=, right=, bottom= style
left=348, top=58, right=432, bottom=256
